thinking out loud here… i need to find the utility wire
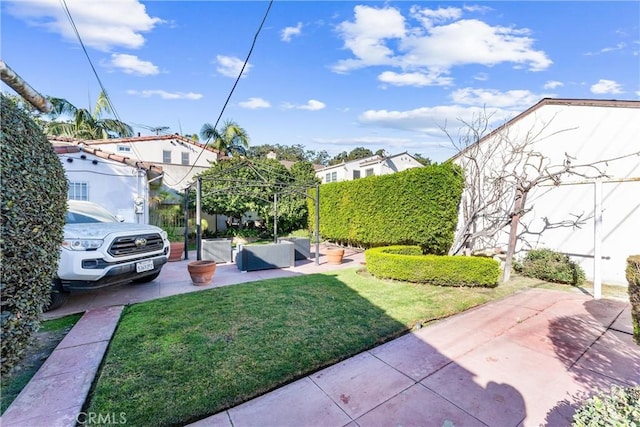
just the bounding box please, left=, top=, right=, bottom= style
left=172, top=0, right=274, bottom=188
left=59, top=0, right=144, bottom=160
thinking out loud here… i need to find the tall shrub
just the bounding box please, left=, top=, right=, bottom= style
left=627, top=255, right=640, bottom=345
left=0, top=95, right=67, bottom=375
left=516, top=248, right=585, bottom=286
left=308, top=163, right=463, bottom=254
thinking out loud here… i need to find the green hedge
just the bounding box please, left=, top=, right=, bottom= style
left=365, top=246, right=500, bottom=287
left=515, top=248, right=585, bottom=286
left=308, top=163, right=463, bottom=254
left=572, top=384, right=640, bottom=426
left=0, top=95, right=67, bottom=375
left=627, top=255, right=640, bottom=345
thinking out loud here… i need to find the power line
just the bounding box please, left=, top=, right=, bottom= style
left=58, top=0, right=145, bottom=160
left=172, top=0, right=274, bottom=187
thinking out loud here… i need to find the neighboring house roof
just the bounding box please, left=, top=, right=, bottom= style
left=316, top=152, right=420, bottom=172
left=448, top=98, right=640, bottom=162
left=50, top=136, right=163, bottom=179
left=77, top=133, right=221, bottom=155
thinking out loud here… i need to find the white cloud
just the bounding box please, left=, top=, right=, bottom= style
left=451, top=88, right=543, bottom=108
left=333, top=5, right=406, bottom=73
left=332, top=5, right=552, bottom=86
left=378, top=71, right=454, bottom=87
left=283, top=100, right=326, bottom=111
left=299, top=99, right=326, bottom=111
left=281, top=22, right=302, bottom=42
left=544, top=80, right=564, bottom=89
left=108, top=54, right=158, bottom=75
left=585, top=42, right=626, bottom=56
left=239, top=97, right=271, bottom=109
left=590, top=79, right=623, bottom=94
left=474, top=72, right=489, bottom=81
left=216, top=55, right=252, bottom=78
left=5, top=0, right=163, bottom=51
left=127, top=89, right=202, bottom=100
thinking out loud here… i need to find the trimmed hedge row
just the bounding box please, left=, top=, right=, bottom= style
left=365, top=246, right=500, bottom=287
left=514, top=248, right=585, bottom=286
left=0, top=95, right=68, bottom=375
left=308, top=163, right=463, bottom=254
left=627, top=255, right=640, bottom=345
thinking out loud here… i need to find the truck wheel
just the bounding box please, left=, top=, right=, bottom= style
left=44, top=280, right=68, bottom=312
left=131, top=271, right=161, bottom=284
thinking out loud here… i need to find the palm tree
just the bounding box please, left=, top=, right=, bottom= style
left=199, top=119, right=249, bottom=156
left=46, top=90, right=133, bottom=139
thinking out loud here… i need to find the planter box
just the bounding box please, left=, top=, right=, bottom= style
left=236, top=241, right=295, bottom=271
left=202, top=238, right=233, bottom=263
left=278, top=237, right=311, bottom=260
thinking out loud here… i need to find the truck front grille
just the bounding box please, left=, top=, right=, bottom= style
left=108, top=233, right=164, bottom=257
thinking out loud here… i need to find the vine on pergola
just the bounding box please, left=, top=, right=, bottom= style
left=191, top=156, right=320, bottom=236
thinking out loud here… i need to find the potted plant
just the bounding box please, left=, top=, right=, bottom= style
left=187, top=260, right=216, bottom=285
left=165, top=226, right=185, bottom=262
left=326, top=246, right=345, bottom=265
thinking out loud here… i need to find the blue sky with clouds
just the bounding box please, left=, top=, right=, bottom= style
left=2, top=1, right=639, bottom=162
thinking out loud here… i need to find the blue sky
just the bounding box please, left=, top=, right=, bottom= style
left=2, top=1, right=639, bottom=162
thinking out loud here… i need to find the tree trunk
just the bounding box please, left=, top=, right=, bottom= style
left=502, top=188, right=525, bottom=282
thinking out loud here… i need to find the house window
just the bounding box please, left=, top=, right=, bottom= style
left=163, top=150, right=172, bottom=163
left=353, top=170, right=361, bottom=179
left=331, top=172, right=337, bottom=182
left=325, top=173, right=331, bottom=183
left=365, top=168, right=374, bottom=177
left=117, top=145, right=131, bottom=153
left=181, top=152, right=190, bottom=165
left=68, top=182, right=89, bottom=201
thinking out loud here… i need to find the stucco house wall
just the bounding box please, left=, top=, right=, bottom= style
left=79, top=134, right=219, bottom=191
left=316, top=152, right=423, bottom=183
left=451, top=98, right=640, bottom=285
left=54, top=143, right=161, bottom=224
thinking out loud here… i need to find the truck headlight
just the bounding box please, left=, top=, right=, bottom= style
left=62, top=239, right=104, bottom=251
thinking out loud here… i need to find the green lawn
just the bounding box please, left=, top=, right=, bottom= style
left=85, top=268, right=579, bottom=426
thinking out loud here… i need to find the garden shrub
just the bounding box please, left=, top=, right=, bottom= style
left=516, top=248, right=585, bottom=286
left=626, top=255, right=640, bottom=345
left=0, top=95, right=67, bottom=375
left=572, top=384, right=640, bottom=426
left=308, top=163, right=463, bottom=254
left=365, top=246, right=500, bottom=287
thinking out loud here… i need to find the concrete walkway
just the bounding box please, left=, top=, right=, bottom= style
left=2, top=245, right=638, bottom=427
left=187, top=288, right=637, bottom=427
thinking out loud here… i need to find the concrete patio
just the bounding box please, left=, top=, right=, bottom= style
left=2, top=245, right=638, bottom=427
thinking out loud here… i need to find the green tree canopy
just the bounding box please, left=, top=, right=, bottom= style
left=247, top=143, right=330, bottom=165
left=200, top=119, right=250, bottom=156
left=45, top=90, right=133, bottom=138
left=198, top=157, right=319, bottom=235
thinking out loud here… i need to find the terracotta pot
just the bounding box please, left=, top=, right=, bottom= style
left=168, top=241, right=185, bottom=262
left=326, top=248, right=345, bottom=265
left=187, top=260, right=217, bottom=285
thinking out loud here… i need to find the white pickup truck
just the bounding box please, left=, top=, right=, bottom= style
left=47, top=200, right=170, bottom=311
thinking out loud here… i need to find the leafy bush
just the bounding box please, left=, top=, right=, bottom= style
left=516, top=248, right=585, bottom=286
left=626, top=255, right=640, bottom=345
left=365, top=246, right=500, bottom=287
left=308, top=163, right=464, bottom=254
left=572, top=385, right=640, bottom=426
left=1, top=95, right=67, bottom=375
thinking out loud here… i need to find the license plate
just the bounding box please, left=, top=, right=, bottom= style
left=136, top=260, right=154, bottom=273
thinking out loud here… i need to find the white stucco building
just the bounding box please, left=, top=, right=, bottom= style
left=316, top=152, right=423, bottom=184
left=76, top=134, right=220, bottom=191
left=53, top=140, right=163, bottom=224
left=450, top=98, right=640, bottom=286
